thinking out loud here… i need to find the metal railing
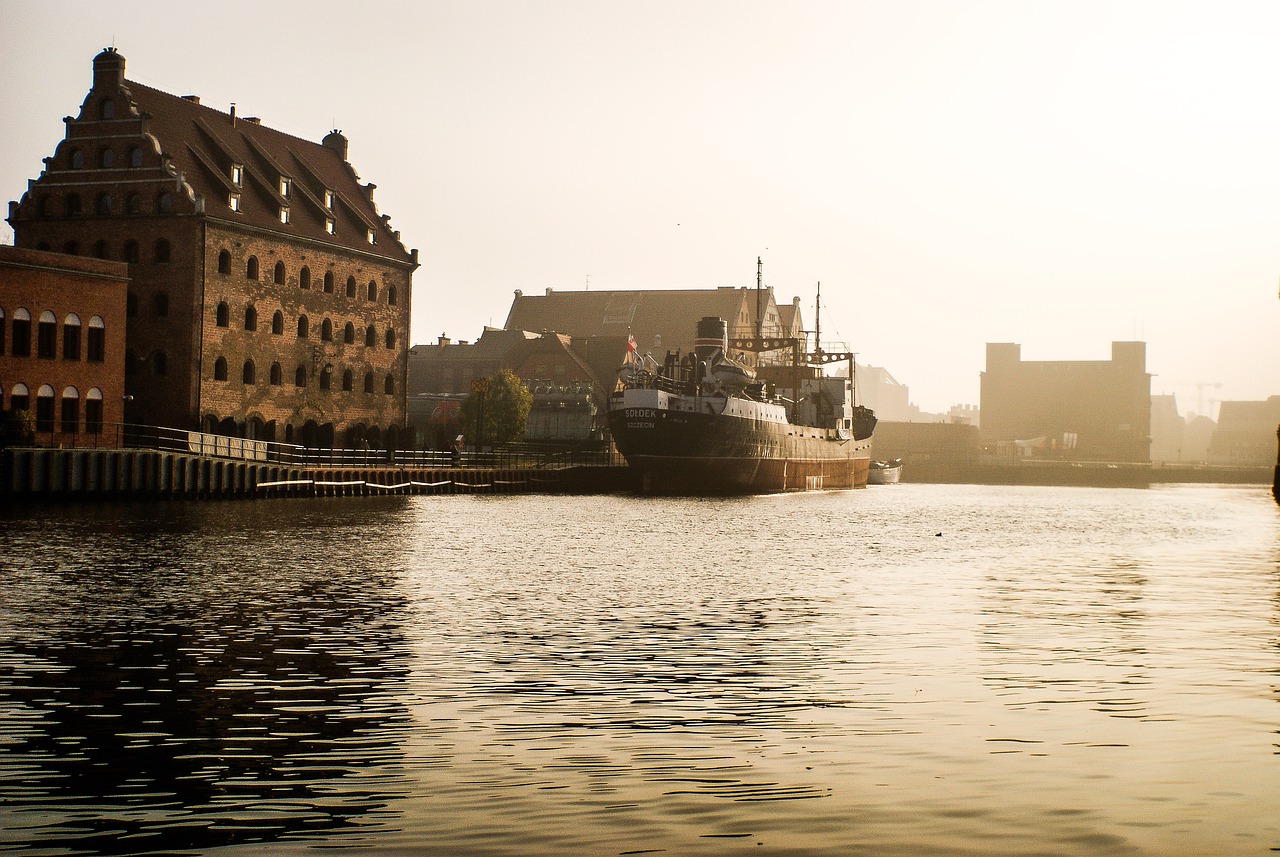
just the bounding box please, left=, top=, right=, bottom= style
left=11, top=422, right=624, bottom=470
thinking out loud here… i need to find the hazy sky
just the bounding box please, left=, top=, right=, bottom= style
left=3, top=0, right=1278, bottom=414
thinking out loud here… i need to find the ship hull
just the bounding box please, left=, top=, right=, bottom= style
left=607, top=396, right=871, bottom=494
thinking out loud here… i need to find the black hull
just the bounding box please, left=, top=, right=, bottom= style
left=607, top=405, right=871, bottom=494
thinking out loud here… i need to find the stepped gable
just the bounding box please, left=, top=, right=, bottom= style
left=107, top=75, right=412, bottom=262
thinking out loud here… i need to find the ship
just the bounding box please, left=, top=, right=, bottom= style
left=868, top=458, right=903, bottom=485
left=607, top=262, right=876, bottom=494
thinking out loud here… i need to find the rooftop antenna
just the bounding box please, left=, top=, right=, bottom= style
left=585, top=274, right=590, bottom=291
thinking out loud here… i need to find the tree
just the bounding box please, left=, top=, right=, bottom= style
left=459, top=369, right=532, bottom=448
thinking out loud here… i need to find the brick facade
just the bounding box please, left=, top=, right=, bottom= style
left=0, top=246, right=128, bottom=441
left=6, top=49, right=418, bottom=449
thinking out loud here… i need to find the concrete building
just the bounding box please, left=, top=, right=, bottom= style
left=980, top=341, right=1151, bottom=463
left=6, top=49, right=418, bottom=449
left=0, top=246, right=128, bottom=443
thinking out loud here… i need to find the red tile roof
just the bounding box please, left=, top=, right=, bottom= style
left=121, top=77, right=415, bottom=264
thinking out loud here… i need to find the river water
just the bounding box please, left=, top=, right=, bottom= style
left=0, top=484, right=1277, bottom=856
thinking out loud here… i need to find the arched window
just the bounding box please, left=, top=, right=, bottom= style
left=63, top=240, right=79, bottom=255
left=35, top=385, right=55, bottom=432
left=86, top=316, right=104, bottom=362
left=271, top=311, right=284, bottom=335
left=126, top=292, right=137, bottom=318
left=100, top=99, right=115, bottom=120
left=213, top=357, right=228, bottom=381
left=273, top=261, right=286, bottom=284
left=128, top=146, right=143, bottom=167
left=11, top=309, right=31, bottom=357
left=242, top=360, right=255, bottom=385
left=384, top=374, right=394, bottom=395
left=319, top=367, right=332, bottom=391
left=217, top=249, right=231, bottom=274
left=297, top=315, right=309, bottom=338
left=125, top=192, right=140, bottom=214
left=60, top=387, right=79, bottom=434
left=127, top=350, right=141, bottom=375
left=122, top=240, right=139, bottom=263
left=10, top=383, right=30, bottom=413
left=363, top=372, right=374, bottom=394
left=343, top=322, right=355, bottom=344
left=321, top=318, right=333, bottom=341
left=157, top=191, right=173, bottom=213
left=367, top=280, right=377, bottom=301
left=244, top=305, right=257, bottom=331
left=69, top=148, right=84, bottom=170
left=342, top=370, right=353, bottom=391
left=62, top=313, right=81, bottom=360
left=385, top=327, right=395, bottom=349
left=153, top=292, right=169, bottom=318
left=93, top=240, right=109, bottom=259
left=299, top=266, right=311, bottom=289
left=295, top=366, right=307, bottom=387
left=270, top=362, right=282, bottom=385
left=365, top=325, right=376, bottom=347
left=36, top=195, right=50, bottom=218
left=215, top=302, right=229, bottom=327
left=37, top=311, right=57, bottom=359
left=99, top=148, right=114, bottom=169
left=95, top=192, right=112, bottom=215
left=153, top=351, right=168, bottom=377
left=246, top=256, right=259, bottom=280
left=387, top=285, right=397, bottom=306
left=154, top=239, right=170, bottom=263
left=345, top=276, right=356, bottom=298
left=65, top=193, right=81, bottom=216
left=85, top=388, right=103, bottom=434
left=323, top=271, right=334, bottom=293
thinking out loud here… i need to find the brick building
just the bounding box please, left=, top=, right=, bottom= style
left=0, top=245, right=128, bottom=442
left=980, top=341, right=1151, bottom=463
left=6, top=49, right=418, bottom=449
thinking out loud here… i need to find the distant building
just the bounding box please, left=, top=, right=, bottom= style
left=1206, top=397, right=1280, bottom=466
left=502, top=285, right=803, bottom=366
left=0, top=246, right=128, bottom=441
left=1149, top=394, right=1186, bottom=463
left=6, top=49, right=418, bottom=449
left=980, top=341, right=1151, bottom=462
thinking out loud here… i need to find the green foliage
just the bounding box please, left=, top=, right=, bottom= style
left=0, top=409, right=34, bottom=449
left=458, top=369, right=533, bottom=447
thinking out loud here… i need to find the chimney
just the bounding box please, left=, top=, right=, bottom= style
left=92, top=47, right=125, bottom=92
left=181, top=95, right=200, bottom=104
left=230, top=103, right=236, bottom=127
left=438, top=334, right=451, bottom=348
left=322, top=129, right=349, bottom=160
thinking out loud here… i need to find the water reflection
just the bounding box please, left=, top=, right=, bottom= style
left=0, top=499, right=417, bottom=854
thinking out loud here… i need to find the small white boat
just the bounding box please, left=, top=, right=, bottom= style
left=868, top=458, right=902, bottom=485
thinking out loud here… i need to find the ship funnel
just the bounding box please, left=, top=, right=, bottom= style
left=694, top=316, right=727, bottom=366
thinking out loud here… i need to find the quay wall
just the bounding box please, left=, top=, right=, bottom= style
left=0, top=448, right=638, bottom=501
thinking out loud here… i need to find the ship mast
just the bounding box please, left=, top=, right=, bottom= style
left=814, top=281, right=821, bottom=358
left=755, top=256, right=763, bottom=341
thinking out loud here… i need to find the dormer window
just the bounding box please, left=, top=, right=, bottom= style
left=231, top=164, right=243, bottom=186
left=229, top=193, right=241, bottom=212
left=325, top=218, right=335, bottom=234
left=279, top=206, right=290, bottom=224
left=366, top=228, right=375, bottom=244
left=324, top=189, right=335, bottom=209
left=279, top=177, right=291, bottom=198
